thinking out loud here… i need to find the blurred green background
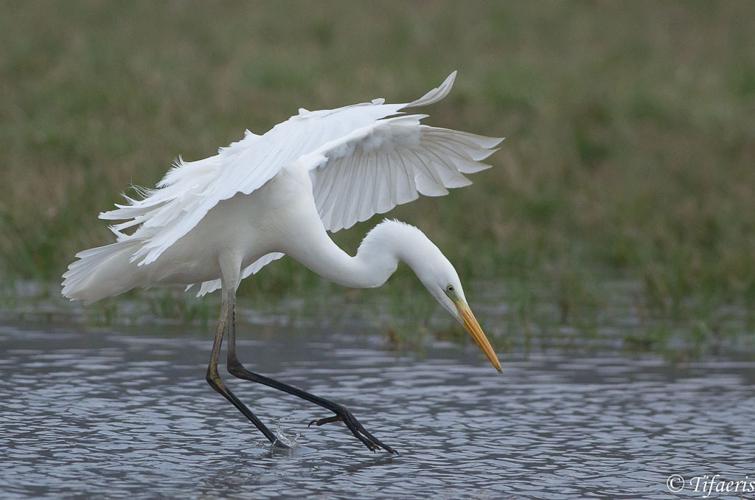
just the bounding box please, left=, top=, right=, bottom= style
left=1, top=1, right=753, bottom=347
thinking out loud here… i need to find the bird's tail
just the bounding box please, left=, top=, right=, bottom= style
left=61, top=240, right=144, bottom=304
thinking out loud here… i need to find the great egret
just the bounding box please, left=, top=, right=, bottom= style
left=62, top=71, right=502, bottom=454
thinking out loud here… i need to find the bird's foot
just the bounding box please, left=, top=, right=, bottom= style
left=308, top=405, right=398, bottom=455
left=308, top=415, right=342, bottom=426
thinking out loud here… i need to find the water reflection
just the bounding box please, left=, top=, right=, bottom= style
left=1, top=321, right=754, bottom=499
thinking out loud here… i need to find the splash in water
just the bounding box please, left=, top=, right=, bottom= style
left=272, top=420, right=301, bottom=450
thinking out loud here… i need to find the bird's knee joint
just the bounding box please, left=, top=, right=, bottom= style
left=227, top=359, right=245, bottom=377
left=206, top=370, right=223, bottom=389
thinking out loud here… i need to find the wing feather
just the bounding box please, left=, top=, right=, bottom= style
left=303, top=115, right=503, bottom=232
left=393, top=150, right=419, bottom=204
left=186, top=252, right=285, bottom=297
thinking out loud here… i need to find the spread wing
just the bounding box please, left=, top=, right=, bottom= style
left=100, top=72, right=459, bottom=268
left=301, top=114, right=502, bottom=232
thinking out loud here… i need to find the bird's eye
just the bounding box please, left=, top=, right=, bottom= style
left=446, top=284, right=455, bottom=293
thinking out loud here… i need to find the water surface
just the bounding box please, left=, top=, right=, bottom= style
left=1, top=319, right=754, bottom=499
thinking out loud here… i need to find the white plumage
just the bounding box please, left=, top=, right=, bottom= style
left=62, top=71, right=501, bottom=305
left=103, top=72, right=467, bottom=266
left=61, top=71, right=504, bottom=454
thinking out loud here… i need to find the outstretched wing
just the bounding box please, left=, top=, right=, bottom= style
left=301, top=114, right=502, bottom=232
left=100, top=72, right=460, bottom=267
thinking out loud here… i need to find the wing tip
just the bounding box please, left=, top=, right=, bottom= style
left=404, top=70, right=458, bottom=109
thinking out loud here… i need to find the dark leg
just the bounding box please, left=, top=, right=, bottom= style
left=205, top=290, right=282, bottom=447
left=225, top=296, right=396, bottom=454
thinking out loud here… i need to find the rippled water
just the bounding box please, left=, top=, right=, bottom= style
left=1, top=318, right=754, bottom=499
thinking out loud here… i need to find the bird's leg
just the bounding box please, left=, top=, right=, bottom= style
left=225, top=297, right=396, bottom=454
left=205, top=289, right=282, bottom=447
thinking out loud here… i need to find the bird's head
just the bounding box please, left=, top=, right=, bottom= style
left=361, top=219, right=502, bottom=372
left=414, top=255, right=502, bottom=373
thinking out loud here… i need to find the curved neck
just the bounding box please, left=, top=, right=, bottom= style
left=289, top=220, right=435, bottom=289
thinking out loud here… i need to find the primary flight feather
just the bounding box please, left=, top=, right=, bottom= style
left=62, top=71, right=503, bottom=454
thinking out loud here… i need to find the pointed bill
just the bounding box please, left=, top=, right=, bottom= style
left=455, top=301, right=502, bottom=372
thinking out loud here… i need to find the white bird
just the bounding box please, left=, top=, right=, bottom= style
left=62, top=71, right=503, bottom=454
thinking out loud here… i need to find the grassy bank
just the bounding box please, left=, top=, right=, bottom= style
left=1, top=1, right=753, bottom=342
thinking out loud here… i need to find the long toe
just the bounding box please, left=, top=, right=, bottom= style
left=308, top=415, right=343, bottom=427
left=308, top=408, right=397, bottom=454
left=341, top=414, right=397, bottom=455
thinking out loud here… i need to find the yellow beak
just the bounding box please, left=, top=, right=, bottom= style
left=455, top=300, right=502, bottom=372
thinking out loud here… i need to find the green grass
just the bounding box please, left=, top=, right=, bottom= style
left=1, top=1, right=754, bottom=348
